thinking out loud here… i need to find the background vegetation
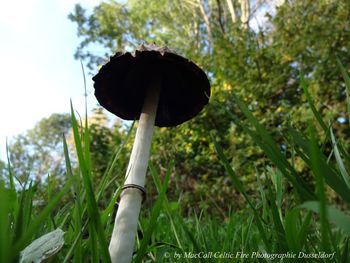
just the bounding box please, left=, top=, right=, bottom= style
left=1, top=0, right=350, bottom=262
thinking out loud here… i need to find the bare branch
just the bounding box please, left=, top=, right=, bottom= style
left=238, top=0, right=251, bottom=28
left=226, top=0, right=237, bottom=24
left=197, top=0, right=213, bottom=44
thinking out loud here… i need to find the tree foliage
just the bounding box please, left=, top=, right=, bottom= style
left=5, top=0, right=350, bottom=213
left=66, top=0, right=350, bottom=211
left=8, top=113, right=71, bottom=183
left=87, top=107, right=128, bottom=177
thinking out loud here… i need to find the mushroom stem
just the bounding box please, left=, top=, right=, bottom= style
left=109, top=76, right=161, bottom=263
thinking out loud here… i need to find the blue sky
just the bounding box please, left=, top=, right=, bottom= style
left=0, top=0, right=275, bottom=161
left=0, top=0, right=106, bottom=160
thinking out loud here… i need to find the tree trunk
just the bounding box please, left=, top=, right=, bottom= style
left=226, top=0, right=237, bottom=24
left=197, top=0, right=213, bottom=45
left=239, top=0, right=250, bottom=28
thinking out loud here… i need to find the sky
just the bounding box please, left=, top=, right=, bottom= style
left=0, top=0, right=276, bottom=162
left=0, top=0, right=106, bottom=160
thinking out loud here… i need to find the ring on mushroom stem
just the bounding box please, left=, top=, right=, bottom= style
left=93, top=43, right=210, bottom=263
left=121, top=184, right=147, bottom=202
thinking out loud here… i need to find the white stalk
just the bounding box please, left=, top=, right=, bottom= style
left=109, top=76, right=160, bottom=263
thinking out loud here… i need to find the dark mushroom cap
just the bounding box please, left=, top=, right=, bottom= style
left=92, top=44, right=210, bottom=127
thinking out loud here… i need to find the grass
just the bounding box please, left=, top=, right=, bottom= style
left=1, top=65, right=350, bottom=262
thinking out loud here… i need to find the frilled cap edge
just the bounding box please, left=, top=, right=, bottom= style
left=93, top=43, right=210, bottom=127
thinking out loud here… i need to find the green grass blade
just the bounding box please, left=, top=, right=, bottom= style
left=96, top=121, right=135, bottom=202
left=14, top=181, right=35, bottom=247
left=84, top=123, right=92, bottom=180
left=242, top=214, right=254, bottom=250
left=300, top=201, right=350, bottom=235
left=80, top=60, right=88, bottom=121
left=149, top=162, right=162, bottom=193
left=300, top=74, right=328, bottom=133
left=12, top=178, right=73, bottom=260
left=330, top=128, right=350, bottom=189
left=194, top=211, right=210, bottom=253
left=5, top=139, right=19, bottom=253
left=89, top=224, right=99, bottom=263
left=232, top=95, right=282, bottom=155
left=232, top=95, right=314, bottom=200
left=134, top=161, right=173, bottom=262
left=309, top=125, right=330, bottom=250
left=6, top=138, right=17, bottom=197
left=341, top=238, right=349, bottom=263
left=288, top=127, right=350, bottom=203
left=62, top=221, right=89, bottom=263
left=255, top=168, right=268, bottom=220
left=337, top=58, right=350, bottom=92
left=211, top=134, right=271, bottom=251
left=70, top=101, right=111, bottom=263
left=149, top=163, right=186, bottom=259
left=284, top=208, right=301, bottom=252
left=0, top=180, right=12, bottom=263
left=63, top=134, right=82, bottom=263
left=212, top=134, right=256, bottom=210
left=101, top=179, right=124, bottom=226
left=177, top=215, right=202, bottom=254
left=336, top=58, right=350, bottom=127
left=298, top=211, right=312, bottom=250
left=268, top=167, right=283, bottom=211
left=266, top=183, right=288, bottom=251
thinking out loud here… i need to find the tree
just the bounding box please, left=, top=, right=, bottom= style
left=87, top=107, right=128, bottom=177
left=270, top=0, right=350, bottom=129
left=68, top=0, right=350, bottom=212
left=0, top=159, right=7, bottom=183
left=9, top=113, right=71, bottom=183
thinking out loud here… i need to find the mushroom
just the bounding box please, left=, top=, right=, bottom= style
left=93, top=43, right=210, bottom=263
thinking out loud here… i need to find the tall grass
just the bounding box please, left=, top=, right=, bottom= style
left=1, top=65, right=349, bottom=262
left=209, top=69, right=350, bottom=262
